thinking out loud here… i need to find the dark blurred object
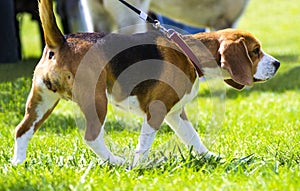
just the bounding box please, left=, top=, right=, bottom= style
left=13, top=0, right=73, bottom=59
left=14, top=0, right=45, bottom=58
left=0, top=0, right=20, bottom=63
left=56, top=0, right=84, bottom=34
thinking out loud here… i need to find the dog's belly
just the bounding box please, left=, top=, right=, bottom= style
left=168, top=76, right=200, bottom=114
left=108, top=94, right=145, bottom=116
left=107, top=77, right=200, bottom=117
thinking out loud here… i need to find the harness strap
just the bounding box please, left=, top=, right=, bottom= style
left=168, top=31, right=203, bottom=76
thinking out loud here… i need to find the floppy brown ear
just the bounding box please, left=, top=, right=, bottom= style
left=219, top=38, right=253, bottom=88
left=224, top=79, right=245, bottom=90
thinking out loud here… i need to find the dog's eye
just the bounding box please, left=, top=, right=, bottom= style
left=252, top=48, right=260, bottom=55
left=49, top=51, right=55, bottom=59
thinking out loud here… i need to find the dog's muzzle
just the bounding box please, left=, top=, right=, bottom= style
left=254, top=52, right=280, bottom=81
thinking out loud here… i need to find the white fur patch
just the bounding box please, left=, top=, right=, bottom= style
left=165, top=112, right=208, bottom=154
left=36, top=93, right=60, bottom=117
left=165, top=112, right=219, bottom=160
left=254, top=51, right=279, bottom=80
left=108, top=94, right=145, bottom=116
left=85, top=128, right=125, bottom=165
left=12, top=127, right=34, bottom=165
left=169, top=76, right=200, bottom=114
left=132, top=119, right=157, bottom=167
left=108, top=75, right=200, bottom=117
left=12, top=80, right=60, bottom=165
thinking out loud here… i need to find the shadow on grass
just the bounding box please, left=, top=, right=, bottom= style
left=0, top=58, right=38, bottom=82
left=39, top=113, right=140, bottom=134
left=132, top=147, right=299, bottom=177
left=130, top=148, right=273, bottom=176
left=38, top=113, right=78, bottom=134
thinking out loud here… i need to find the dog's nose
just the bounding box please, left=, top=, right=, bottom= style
left=273, top=60, right=280, bottom=70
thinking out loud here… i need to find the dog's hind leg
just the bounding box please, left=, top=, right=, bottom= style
left=12, top=80, right=60, bottom=165
left=165, top=109, right=214, bottom=156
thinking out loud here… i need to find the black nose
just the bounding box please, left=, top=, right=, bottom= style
left=273, top=60, right=280, bottom=70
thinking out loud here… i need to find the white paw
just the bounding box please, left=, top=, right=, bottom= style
left=204, top=151, right=225, bottom=162
left=110, top=156, right=125, bottom=165
left=11, top=156, right=26, bottom=165
left=204, top=151, right=217, bottom=158
left=131, top=151, right=149, bottom=168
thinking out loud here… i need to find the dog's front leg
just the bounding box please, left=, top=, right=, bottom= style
left=12, top=80, right=60, bottom=165
left=81, top=93, right=124, bottom=165
left=165, top=109, right=215, bottom=157
left=85, top=127, right=125, bottom=165
left=132, top=118, right=157, bottom=167
left=132, top=100, right=167, bottom=167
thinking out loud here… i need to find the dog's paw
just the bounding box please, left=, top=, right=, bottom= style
left=110, top=156, right=125, bottom=165
left=204, top=151, right=225, bottom=163
left=11, top=156, right=25, bottom=165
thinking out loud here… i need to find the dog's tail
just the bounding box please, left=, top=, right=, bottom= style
left=39, top=0, right=65, bottom=48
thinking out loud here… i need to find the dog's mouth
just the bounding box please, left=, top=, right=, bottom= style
left=253, top=78, right=266, bottom=83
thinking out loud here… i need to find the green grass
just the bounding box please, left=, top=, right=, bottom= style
left=1, top=0, right=300, bottom=190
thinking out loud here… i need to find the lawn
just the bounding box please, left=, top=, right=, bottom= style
left=0, top=0, right=300, bottom=190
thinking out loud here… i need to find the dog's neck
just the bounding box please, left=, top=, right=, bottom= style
left=181, top=32, right=221, bottom=67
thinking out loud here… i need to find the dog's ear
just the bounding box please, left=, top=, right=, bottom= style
left=224, top=79, right=245, bottom=90
left=219, top=37, right=253, bottom=89
left=39, top=0, right=65, bottom=49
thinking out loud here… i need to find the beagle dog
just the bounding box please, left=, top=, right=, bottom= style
left=12, top=0, right=279, bottom=166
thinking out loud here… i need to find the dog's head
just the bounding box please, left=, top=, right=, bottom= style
left=215, top=29, right=280, bottom=90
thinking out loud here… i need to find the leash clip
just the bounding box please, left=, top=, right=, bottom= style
left=152, top=20, right=178, bottom=39
left=152, top=20, right=168, bottom=35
